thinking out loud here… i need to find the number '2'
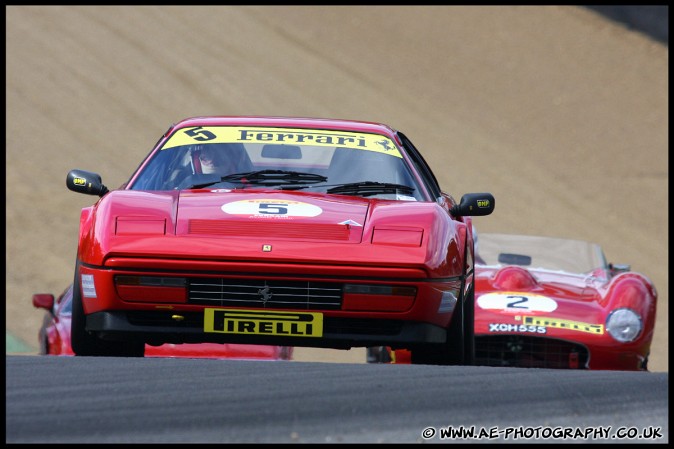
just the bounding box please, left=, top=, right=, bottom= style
left=506, top=295, right=529, bottom=309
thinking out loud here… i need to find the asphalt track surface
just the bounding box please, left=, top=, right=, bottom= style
left=5, top=355, right=669, bottom=443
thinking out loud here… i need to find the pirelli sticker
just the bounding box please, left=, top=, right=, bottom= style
left=204, top=308, right=323, bottom=337
left=522, top=316, right=604, bottom=335
left=161, top=126, right=402, bottom=157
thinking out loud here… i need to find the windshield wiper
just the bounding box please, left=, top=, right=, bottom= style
left=222, top=170, right=328, bottom=185
left=183, top=179, right=224, bottom=190
left=326, top=181, right=415, bottom=197
left=182, top=170, right=327, bottom=190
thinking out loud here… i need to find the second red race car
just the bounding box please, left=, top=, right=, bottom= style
left=367, top=233, right=658, bottom=370
left=64, top=116, right=495, bottom=363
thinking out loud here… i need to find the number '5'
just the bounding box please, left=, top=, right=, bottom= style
left=259, top=203, right=288, bottom=214
left=184, top=127, right=216, bottom=141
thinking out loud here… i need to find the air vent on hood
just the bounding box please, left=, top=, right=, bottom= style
left=188, top=219, right=352, bottom=240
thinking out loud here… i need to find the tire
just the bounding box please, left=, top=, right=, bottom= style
left=366, top=346, right=393, bottom=363
left=38, top=315, right=51, bottom=355
left=71, top=263, right=145, bottom=357
left=40, top=335, right=49, bottom=355
left=462, top=287, right=475, bottom=365
left=70, top=263, right=99, bottom=356
left=411, top=287, right=475, bottom=366
left=641, top=353, right=649, bottom=371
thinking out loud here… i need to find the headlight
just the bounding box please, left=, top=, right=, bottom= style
left=341, top=284, right=417, bottom=312
left=606, top=308, right=642, bottom=342
left=371, top=227, right=423, bottom=246
left=115, top=276, right=187, bottom=303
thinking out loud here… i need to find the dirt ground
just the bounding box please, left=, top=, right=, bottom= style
left=6, top=6, right=667, bottom=371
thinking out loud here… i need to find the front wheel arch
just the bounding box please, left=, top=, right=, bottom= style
left=410, top=285, right=475, bottom=366
left=70, top=262, right=144, bottom=357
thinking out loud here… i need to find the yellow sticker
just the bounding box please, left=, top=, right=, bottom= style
left=523, top=316, right=604, bottom=334
left=161, top=126, right=402, bottom=157
left=204, top=308, right=323, bottom=337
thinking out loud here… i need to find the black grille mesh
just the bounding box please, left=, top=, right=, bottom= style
left=188, top=278, right=343, bottom=310
left=475, top=335, right=589, bottom=369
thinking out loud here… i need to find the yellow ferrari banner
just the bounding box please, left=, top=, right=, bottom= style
left=161, top=126, right=402, bottom=157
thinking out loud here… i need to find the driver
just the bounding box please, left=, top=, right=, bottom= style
left=198, top=145, right=228, bottom=175
left=196, top=144, right=252, bottom=175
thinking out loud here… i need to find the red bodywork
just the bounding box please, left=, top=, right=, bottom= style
left=78, top=190, right=464, bottom=326
left=65, top=116, right=494, bottom=360
left=472, top=266, right=656, bottom=370
left=33, top=286, right=293, bottom=360
left=372, top=233, right=657, bottom=370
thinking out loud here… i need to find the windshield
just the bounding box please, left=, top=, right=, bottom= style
left=58, top=285, right=73, bottom=315
left=128, top=126, right=424, bottom=201
left=476, top=233, right=608, bottom=274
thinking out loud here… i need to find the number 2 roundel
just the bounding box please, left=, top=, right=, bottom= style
left=222, top=199, right=323, bottom=217
left=477, top=292, right=558, bottom=313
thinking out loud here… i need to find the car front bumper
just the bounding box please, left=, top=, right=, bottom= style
left=86, top=310, right=448, bottom=349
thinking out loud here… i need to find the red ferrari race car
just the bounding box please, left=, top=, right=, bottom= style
left=64, top=116, right=495, bottom=362
left=367, top=233, right=658, bottom=370
left=33, top=284, right=293, bottom=360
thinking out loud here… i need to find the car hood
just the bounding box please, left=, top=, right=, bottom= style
left=174, top=189, right=369, bottom=243
left=85, top=189, right=456, bottom=273
left=474, top=265, right=608, bottom=336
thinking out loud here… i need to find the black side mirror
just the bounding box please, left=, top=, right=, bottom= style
left=66, top=169, right=109, bottom=197
left=450, top=193, right=495, bottom=216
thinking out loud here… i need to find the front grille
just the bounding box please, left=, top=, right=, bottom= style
left=475, top=335, right=589, bottom=369
left=188, top=278, right=343, bottom=310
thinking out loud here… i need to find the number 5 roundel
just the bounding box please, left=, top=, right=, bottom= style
left=222, top=199, right=323, bottom=217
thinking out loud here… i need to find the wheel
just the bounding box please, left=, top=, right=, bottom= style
left=641, top=353, right=649, bottom=371
left=70, top=263, right=99, bottom=356
left=366, top=346, right=393, bottom=363
left=411, top=287, right=475, bottom=366
left=38, top=315, right=51, bottom=355
left=462, top=286, right=475, bottom=365
left=71, top=263, right=145, bottom=357
left=39, top=335, right=49, bottom=355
